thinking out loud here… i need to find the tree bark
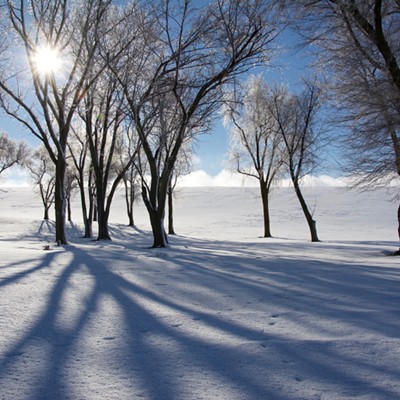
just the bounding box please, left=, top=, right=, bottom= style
left=293, top=180, right=320, bottom=242
left=168, top=183, right=176, bottom=235
left=78, top=178, right=93, bottom=238
left=260, top=181, right=272, bottom=238
left=127, top=210, right=134, bottom=227
left=150, top=210, right=168, bottom=248
left=67, top=196, right=72, bottom=222
left=96, top=185, right=111, bottom=240
left=97, top=211, right=111, bottom=240
left=142, top=184, right=168, bottom=247
left=124, top=181, right=135, bottom=227
left=39, top=183, right=51, bottom=221
left=54, top=159, right=68, bottom=245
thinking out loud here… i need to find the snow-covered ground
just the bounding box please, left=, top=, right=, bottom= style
left=0, top=186, right=399, bottom=400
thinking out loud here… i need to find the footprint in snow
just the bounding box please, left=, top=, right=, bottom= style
left=103, top=336, right=116, bottom=341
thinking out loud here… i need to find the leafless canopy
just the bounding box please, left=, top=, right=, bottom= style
left=286, top=0, right=400, bottom=187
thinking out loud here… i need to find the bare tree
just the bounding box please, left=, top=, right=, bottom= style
left=26, top=146, right=55, bottom=220
left=167, top=144, right=192, bottom=235
left=65, top=166, right=78, bottom=223
left=113, top=0, right=281, bottom=247
left=68, top=124, right=96, bottom=238
left=0, top=132, right=28, bottom=176
left=79, top=72, right=141, bottom=240
left=115, top=121, right=141, bottom=228
left=224, top=75, right=285, bottom=238
left=268, top=80, right=325, bottom=242
left=0, top=0, right=113, bottom=244
left=285, top=0, right=400, bottom=250
left=122, top=164, right=140, bottom=228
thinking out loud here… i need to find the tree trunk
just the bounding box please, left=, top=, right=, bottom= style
left=293, top=180, right=320, bottom=242
left=397, top=202, right=400, bottom=251
left=93, top=205, right=98, bottom=222
left=54, top=159, right=68, bottom=245
left=97, top=210, right=111, bottom=240
left=260, top=181, right=272, bottom=238
left=83, top=213, right=93, bottom=238
left=96, top=188, right=111, bottom=240
left=168, top=184, right=175, bottom=235
left=128, top=210, right=134, bottom=227
left=124, top=181, right=135, bottom=227
left=77, top=178, right=93, bottom=238
left=149, top=209, right=168, bottom=248
left=142, top=184, right=168, bottom=248
left=67, top=196, right=72, bottom=222
left=44, top=206, right=50, bottom=220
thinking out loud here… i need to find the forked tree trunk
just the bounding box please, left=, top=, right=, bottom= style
left=83, top=210, right=93, bottom=238
left=149, top=208, right=168, bottom=247
left=293, top=180, right=320, bottom=242
left=97, top=211, right=111, bottom=240
left=39, top=184, right=51, bottom=221
left=44, top=206, right=50, bottom=220
left=96, top=187, right=111, bottom=240
left=142, top=184, right=169, bottom=248
left=260, top=181, right=272, bottom=238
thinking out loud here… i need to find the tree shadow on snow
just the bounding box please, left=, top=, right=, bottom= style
left=0, top=227, right=400, bottom=399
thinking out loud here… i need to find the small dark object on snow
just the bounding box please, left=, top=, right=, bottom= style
left=383, top=249, right=400, bottom=256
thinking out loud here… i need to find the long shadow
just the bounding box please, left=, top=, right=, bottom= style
left=90, top=237, right=400, bottom=399
left=166, top=235, right=400, bottom=336
left=1, top=227, right=400, bottom=399
left=0, top=244, right=282, bottom=399
left=37, top=220, right=55, bottom=236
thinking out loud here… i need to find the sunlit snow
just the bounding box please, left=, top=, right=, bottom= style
left=0, top=186, right=399, bottom=400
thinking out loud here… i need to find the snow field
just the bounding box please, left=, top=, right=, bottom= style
left=0, top=186, right=399, bottom=399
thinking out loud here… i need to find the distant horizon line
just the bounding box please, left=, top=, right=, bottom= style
left=0, top=166, right=367, bottom=189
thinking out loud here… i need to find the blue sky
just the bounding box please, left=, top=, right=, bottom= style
left=0, top=28, right=334, bottom=180
left=194, top=31, right=317, bottom=176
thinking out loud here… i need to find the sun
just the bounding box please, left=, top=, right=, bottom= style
left=33, top=45, right=62, bottom=76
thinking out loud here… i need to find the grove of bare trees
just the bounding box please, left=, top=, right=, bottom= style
left=0, top=0, right=283, bottom=247
left=0, top=0, right=115, bottom=244
left=1, top=0, right=399, bottom=250
left=225, top=75, right=325, bottom=241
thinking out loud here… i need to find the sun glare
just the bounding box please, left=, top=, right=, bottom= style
left=33, top=45, right=62, bottom=76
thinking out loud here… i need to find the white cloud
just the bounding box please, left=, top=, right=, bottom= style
left=280, top=175, right=349, bottom=188
left=0, top=164, right=355, bottom=189
left=211, top=170, right=258, bottom=187
left=178, top=170, right=215, bottom=187
left=178, top=170, right=349, bottom=187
